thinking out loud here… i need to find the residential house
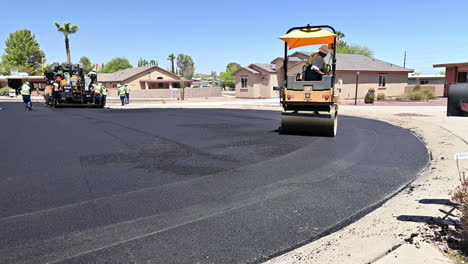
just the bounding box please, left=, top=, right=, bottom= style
left=232, top=63, right=278, bottom=98
left=0, top=70, right=47, bottom=91
left=98, top=65, right=190, bottom=89
left=433, top=62, right=468, bottom=96
left=407, top=74, right=445, bottom=97
left=233, top=52, right=413, bottom=99
left=98, top=66, right=222, bottom=99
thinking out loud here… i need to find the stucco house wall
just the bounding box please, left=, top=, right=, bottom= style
left=235, top=69, right=261, bottom=98
left=335, top=71, right=408, bottom=99
left=99, top=66, right=180, bottom=89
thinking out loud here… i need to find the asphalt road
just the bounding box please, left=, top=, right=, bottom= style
left=0, top=102, right=428, bottom=264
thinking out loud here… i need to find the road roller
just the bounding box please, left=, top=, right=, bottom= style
left=277, top=24, right=339, bottom=136
left=447, top=83, right=468, bottom=117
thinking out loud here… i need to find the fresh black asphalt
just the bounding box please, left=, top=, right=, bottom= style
left=0, top=102, right=428, bottom=264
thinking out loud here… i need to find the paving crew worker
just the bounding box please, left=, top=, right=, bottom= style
left=20, top=81, right=32, bottom=110
left=124, top=83, right=130, bottom=104
left=93, top=83, right=102, bottom=105
left=87, top=71, right=97, bottom=83
left=117, top=84, right=126, bottom=106
left=99, top=83, right=108, bottom=106
left=304, top=45, right=329, bottom=81
left=52, top=81, right=61, bottom=105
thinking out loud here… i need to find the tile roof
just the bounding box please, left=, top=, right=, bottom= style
left=97, top=66, right=181, bottom=82
left=235, top=66, right=260, bottom=74
left=251, top=63, right=276, bottom=73
left=293, top=52, right=413, bottom=72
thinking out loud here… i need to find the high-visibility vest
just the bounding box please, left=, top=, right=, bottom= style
left=101, top=86, right=107, bottom=95
left=94, top=85, right=102, bottom=94
left=20, top=84, right=31, bottom=96
left=118, top=86, right=126, bottom=96
left=125, top=86, right=130, bottom=93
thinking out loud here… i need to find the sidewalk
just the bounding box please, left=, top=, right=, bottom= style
left=265, top=105, right=467, bottom=264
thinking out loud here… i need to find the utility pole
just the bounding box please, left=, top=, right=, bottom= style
left=403, top=51, right=407, bottom=68
left=355, top=72, right=360, bottom=105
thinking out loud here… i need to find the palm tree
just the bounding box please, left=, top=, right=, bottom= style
left=54, top=22, right=79, bottom=65
left=168, top=54, right=175, bottom=73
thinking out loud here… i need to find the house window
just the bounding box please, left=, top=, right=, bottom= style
left=420, top=80, right=429, bottom=85
left=378, top=74, right=387, bottom=87
left=457, top=72, right=468, bottom=83
left=261, top=76, right=268, bottom=80
left=241, top=77, right=248, bottom=88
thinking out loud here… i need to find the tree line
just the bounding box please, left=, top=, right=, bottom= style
left=0, top=25, right=376, bottom=86
left=0, top=24, right=198, bottom=80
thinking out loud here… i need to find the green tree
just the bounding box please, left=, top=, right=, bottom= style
left=226, top=62, right=241, bottom=70
left=176, top=54, right=195, bottom=79
left=210, top=71, right=217, bottom=86
left=439, top=71, right=445, bottom=75
left=336, top=44, right=374, bottom=57
left=100, top=57, right=132, bottom=73
left=219, top=65, right=238, bottom=88
left=54, top=22, right=79, bottom=64
left=168, top=53, right=175, bottom=73
left=149, top=60, right=157, bottom=66
left=1, top=29, right=45, bottom=75
left=335, top=30, right=347, bottom=47
left=334, top=31, right=373, bottom=57
left=79, top=56, right=94, bottom=73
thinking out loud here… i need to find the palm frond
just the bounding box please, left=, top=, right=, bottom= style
left=54, top=22, right=62, bottom=31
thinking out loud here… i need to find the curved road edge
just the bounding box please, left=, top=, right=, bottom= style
left=265, top=105, right=467, bottom=264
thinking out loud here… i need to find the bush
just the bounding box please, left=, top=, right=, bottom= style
left=377, top=93, right=385, bottom=100
left=408, top=89, right=436, bottom=101
left=452, top=178, right=468, bottom=251
left=413, top=84, right=422, bottom=91
left=422, top=89, right=436, bottom=99
left=408, top=91, right=424, bottom=100
left=0, top=87, right=11, bottom=96
left=364, top=88, right=375, bottom=104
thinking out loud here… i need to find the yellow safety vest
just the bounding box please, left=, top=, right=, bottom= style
left=101, top=86, right=107, bottom=95
left=118, top=86, right=126, bottom=96
left=125, top=86, right=130, bottom=93
left=20, top=84, right=31, bottom=96
left=94, top=85, right=102, bottom=94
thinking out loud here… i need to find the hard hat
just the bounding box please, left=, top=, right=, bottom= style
left=117, top=84, right=121, bottom=87
left=318, top=45, right=329, bottom=55
left=124, top=83, right=128, bottom=86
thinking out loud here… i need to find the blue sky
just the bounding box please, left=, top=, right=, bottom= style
left=1, top=0, right=467, bottom=74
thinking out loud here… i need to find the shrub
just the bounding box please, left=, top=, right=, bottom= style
left=0, top=87, right=11, bottom=96
left=408, top=91, right=424, bottom=100
left=422, top=89, right=436, bottom=99
left=452, top=178, right=468, bottom=251
left=377, top=93, right=385, bottom=100
left=413, top=84, right=422, bottom=91
left=364, top=88, right=375, bottom=104
left=408, top=89, right=436, bottom=101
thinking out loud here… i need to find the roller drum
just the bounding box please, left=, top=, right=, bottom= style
left=281, top=106, right=338, bottom=136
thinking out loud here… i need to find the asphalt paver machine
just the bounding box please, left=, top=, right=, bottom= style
left=277, top=25, right=339, bottom=136
left=44, top=63, right=100, bottom=107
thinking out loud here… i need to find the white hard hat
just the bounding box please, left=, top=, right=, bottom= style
left=117, top=84, right=121, bottom=87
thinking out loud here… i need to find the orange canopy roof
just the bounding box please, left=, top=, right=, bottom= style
left=279, top=28, right=336, bottom=49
